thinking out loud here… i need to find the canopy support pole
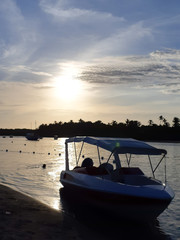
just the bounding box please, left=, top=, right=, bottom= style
left=164, top=156, right=167, bottom=184
left=148, top=155, right=155, bottom=178
left=65, top=142, right=69, bottom=171
left=153, top=154, right=166, bottom=174
left=77, top=141, right=84, bottom=165
left=97, top=146, right=101, bottom=166
left=74, top=142, right=78, bottom=166
left=114, top=153, right=121, bottom=169
left=107, top=151, right=113, bottom=163
left=126, top=154, right=131, bottom=167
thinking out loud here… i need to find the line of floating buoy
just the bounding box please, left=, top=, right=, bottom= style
left=1, top=149, right=62, bottom=156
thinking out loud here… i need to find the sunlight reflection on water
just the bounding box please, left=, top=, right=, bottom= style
left=0, top=137, right=179, bottom=239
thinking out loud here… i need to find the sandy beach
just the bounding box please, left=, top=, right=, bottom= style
left=0, top=184, right=101, bottom=240
left=0, top=184, right=173, bottom=240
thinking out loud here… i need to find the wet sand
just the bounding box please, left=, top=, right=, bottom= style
left=0, top=184, right=170, bottom=240
left=0, top=184, right=101, bottom=240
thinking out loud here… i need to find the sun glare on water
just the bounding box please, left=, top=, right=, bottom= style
left=53, top=64, right=83, bottom=101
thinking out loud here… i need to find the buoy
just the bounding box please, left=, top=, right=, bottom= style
left=42, top=164, right=46, bottom=169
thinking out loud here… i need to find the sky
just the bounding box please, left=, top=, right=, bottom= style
left=0, top=0, right=180, bottom=129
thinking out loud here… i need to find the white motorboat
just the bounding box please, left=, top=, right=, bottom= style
left=60, top=136, right=175, bottom=220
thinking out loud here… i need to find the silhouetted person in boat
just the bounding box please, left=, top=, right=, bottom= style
left=81, top=157, right=99, bottom=175
left=81, top=158, right=94, bottom=168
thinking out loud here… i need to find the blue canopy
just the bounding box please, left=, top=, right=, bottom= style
left=66, top=136, right=167, bottom=155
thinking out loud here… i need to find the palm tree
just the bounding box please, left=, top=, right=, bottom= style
left=111, top=120, right=118, bottom=126
left=148, top=120, right=154, bottom=126
left=162, top=118, right=170, bottom=127
left=159, top=115, right=163, bottom=125
left=172, top=117, right=180, bottom=127
left=126, top=119, right=130, bottom=126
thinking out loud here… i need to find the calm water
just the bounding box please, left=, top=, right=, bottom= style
left=0, top=137, right=179, bottom=239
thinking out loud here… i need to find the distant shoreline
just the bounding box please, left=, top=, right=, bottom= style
left=0, top=119, right=180, bottom=142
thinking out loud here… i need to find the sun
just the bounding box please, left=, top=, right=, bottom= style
left=53, top=64, right=83, bottom=101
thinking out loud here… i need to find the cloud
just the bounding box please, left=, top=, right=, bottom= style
left=38, top=0, right=156, bottom=60
left=79, top=48, right=180, bottom=93
left=39, top=0, right=124, bottom=22
left=0, top=0, right=38, bottom=61
left=0, top=64, right=52, bottom=83
left=0, top=0, right=180, bottom=87
left=150, top=48, right=180, bottom=61
left=38, top=0, right=129, bottom=60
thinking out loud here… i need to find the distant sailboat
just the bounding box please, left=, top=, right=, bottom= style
left=26, top=121, right=39, bottom=140
left=54, top=135, right=58, bottom=140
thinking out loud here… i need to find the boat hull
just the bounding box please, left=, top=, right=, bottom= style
left=60, top=172, right=173, bottom=221
left=26, top=133, right=39, bottom=141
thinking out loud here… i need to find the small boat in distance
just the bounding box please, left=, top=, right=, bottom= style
left=26, top=132, right=39, bottom=141
left=60, top=136, right=175, bottom=221
left=54, top=135, right=58, bottom=140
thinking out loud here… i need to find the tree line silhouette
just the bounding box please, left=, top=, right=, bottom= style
left=0, top=116, right=180, bottom=141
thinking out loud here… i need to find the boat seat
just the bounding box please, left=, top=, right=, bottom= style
left=86, top=166, right=100, bottom=175
left=73, top=166, right=100, bottom=175
left=73, top=164, right=114, bottom=176
left=98, top=163, right=114, bottom=175
left=73, top=167, right=88, bottom=174
left=110, top=168, right=144, bottom=183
